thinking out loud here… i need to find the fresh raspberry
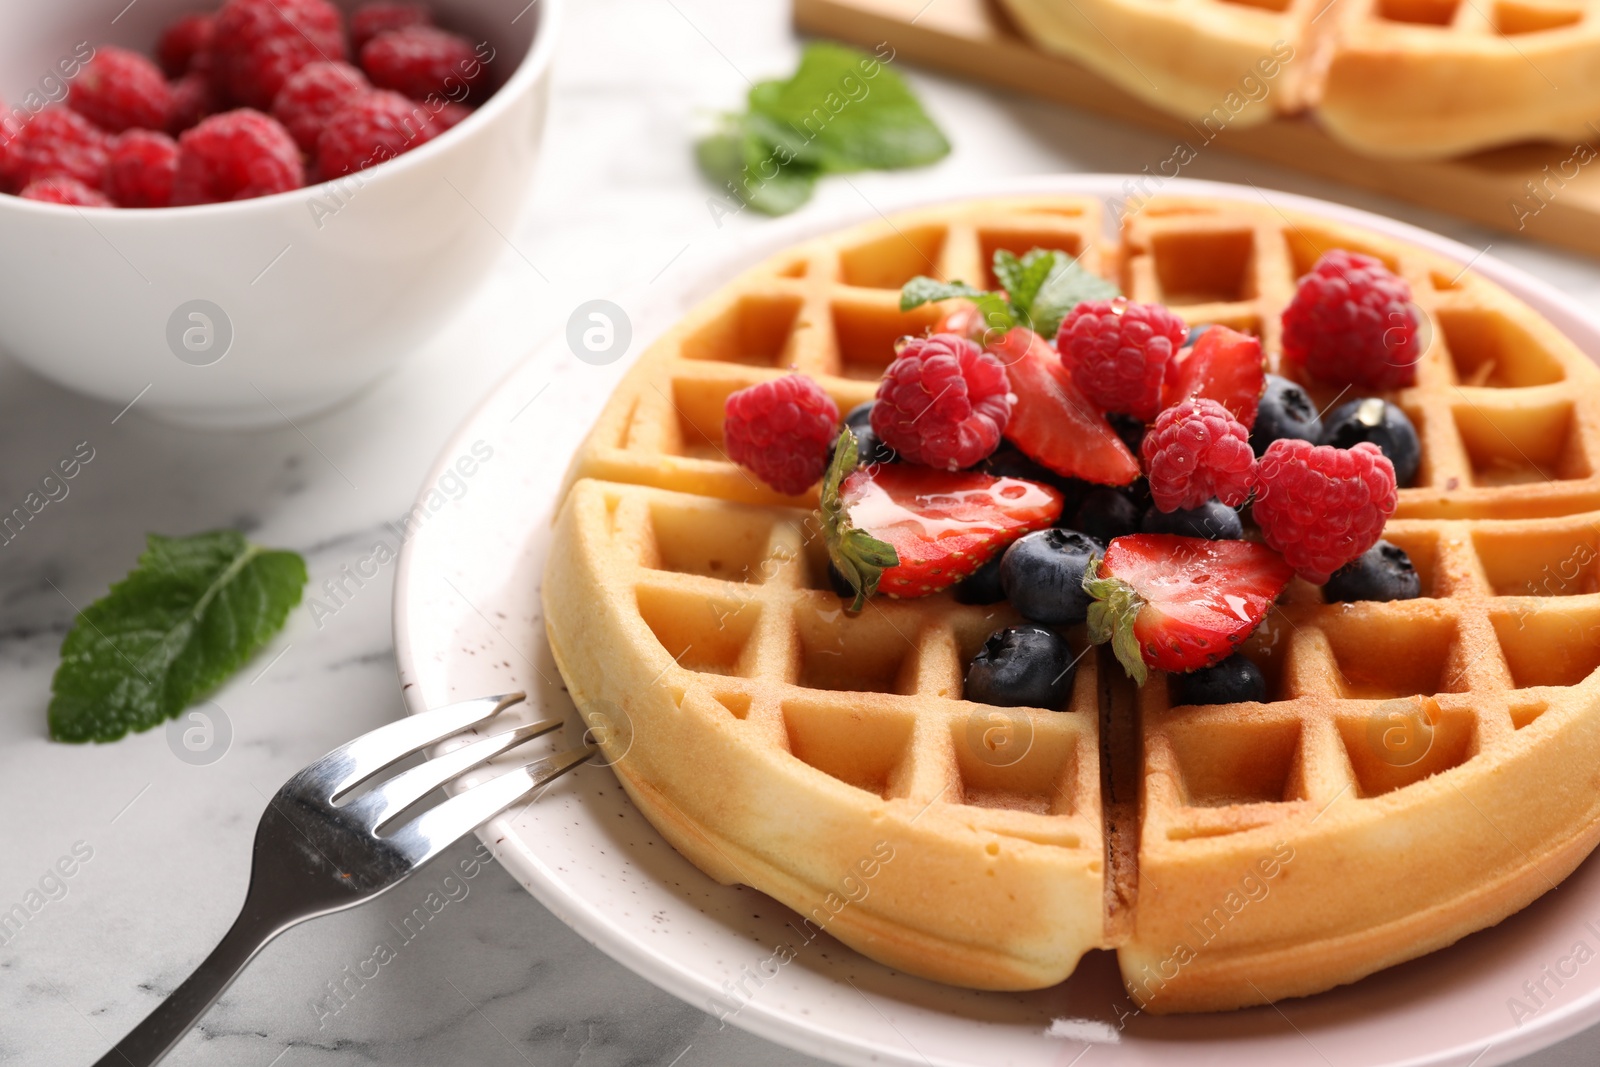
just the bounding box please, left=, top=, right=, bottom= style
left=67, top=47, right=174, bottom=133
left=171, top=109, right=303, bottom=204
left=272, top=61, right=371, bottom=153
left=723, top=375, right=840, bottom=496
left=210, top=0, right=347, bottom=110
left=871, top=333, right=1013, bottom=471
left=361, top=26, right=486, bottom=102
left=1141, top=397, right=1256, bottom=513
left=1059, top=299, right=1188, bottom=421
left=351, top=2, right=433, bottom=53
left=0, top=109, right=110, bottom=193
left=19, top=176, right=113, bottom=206
left=167, top=72, right=217, bottom=133
left=315, top=90, right=440, bottom=177
left=1252, top=440, right=1397, bottom=584
left=1282, top=250, right=1419, bottom=390
left=104, top=129, right=178, bottom=207
left=432, top=102, right=471, bottom=133
left=158, top=13, right=216, bottom=78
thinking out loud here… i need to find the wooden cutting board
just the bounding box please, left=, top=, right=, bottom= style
left=793, top=0, right=1600, bottom=257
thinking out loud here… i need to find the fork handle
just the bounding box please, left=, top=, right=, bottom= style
left=92, top=904, right=286, bottom=1067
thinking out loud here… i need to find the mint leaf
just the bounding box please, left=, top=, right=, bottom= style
left=819, top=430, right=898, bottom=613
left=49, top=531, right=308, bottom=743
left=747, top=43, right=949, bottom=173
left=1030, top=254, right=1121, bottom=338
left=695, top=115, right=819, bottom=217
left=992, top=249, right=1059, bottom=321
left=899, top=276, right=988, bottom=310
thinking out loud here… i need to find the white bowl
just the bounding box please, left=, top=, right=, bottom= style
left=0, top=0, right=558, bottom=428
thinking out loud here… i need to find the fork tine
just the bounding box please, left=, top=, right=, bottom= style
left=290, top=692, right=525, bottom=800
left=385, top=743, right=596, bottom=868
left=347, top=716, right=564, bottom=831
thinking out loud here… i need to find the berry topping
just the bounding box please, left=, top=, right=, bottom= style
left=1058, top=298, right=1188, bottom=421
left=167, top=72, right=218, bottom=134
left=1002, top=328, right=1140, bottom=486
left=158, top=13, right=216, bottom=78
left=1250, top=373, right=1322, bottom=455
left=1161, top=324, right=1265, bottom=427
left=823, top=451, right=1062, bottom=608
left=171, top=109, right=303, bottom=204
left=19, top=176, right=113, bottom=206
left=1140, top=500, right=1243, bottom=541
left=103, top=129, right=179, bottom=207
left=999, top=528, right=1103, bottom=625
left=1, top=109, right=110, bottom=193
left=210, top=0, right=348, bottom=110
left=68, top=46, right=174, bottom=133
left=1282, top=249, right=1420, bottom=390
left=1323, top=539, right=1421, bottom=603
left=1141, top=397, right=1256, bottom=513
left=272, top=61, right=371, bottom=153
left=360, top=25, right=485, bottom=102
left=1173, top=654, right=1268, bottom=705
left=1252, top=439, right=1398, bottom=584
left=870, top=333, right=1012, bottom=471
left=723, top=374, right=839, bottom=496
left=315, top=90, right=439, bottom=177
left=1320, top=398, right=1420, bottom=488
left=1070, top=486, right=1140, bottom=544
left=351, top=1, right=433, bottom=53
left=841, top=400, right=898, bottom=467
left=1084, top=534, right=1294, bottom=684
left=965, top=626, right=1078, bottom=709
left=951, top=554, right=1006, bottom=605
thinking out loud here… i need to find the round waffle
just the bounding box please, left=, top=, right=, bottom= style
left=998, top=0, right=1600, bottom=158
left=543, top=194, right=1600, bottom=1012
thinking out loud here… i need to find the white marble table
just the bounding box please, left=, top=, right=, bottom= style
left=4, top=2, right=1600, bottom=1064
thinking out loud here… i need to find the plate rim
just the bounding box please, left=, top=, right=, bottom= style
left=392, top=174, right=1600, bottom=1067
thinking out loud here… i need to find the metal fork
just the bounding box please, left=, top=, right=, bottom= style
left=92, top=692, right=593, bottom=1067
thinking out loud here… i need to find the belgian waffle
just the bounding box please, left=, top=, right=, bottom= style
left=543, top=194, right=1600, bottom=1010
left=998, top=0, right=1600, bottom=158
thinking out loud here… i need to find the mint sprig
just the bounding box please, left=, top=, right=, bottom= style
left=49, top=531, right=308, bottom=743
left=819, top=430, right=898, bottom=613
left=697, top=43, right=951, bottom=217
left=901, top=248, right=1121, bottom=339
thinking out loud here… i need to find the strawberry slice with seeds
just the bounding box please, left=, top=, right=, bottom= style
left=1163, top=325, right=1266, bottom=428
left=998, top=327, right=1140, bottom=487
left=1084, top=533, right=1293, bottom=684
left=821, top=430, right=1063, bottom=608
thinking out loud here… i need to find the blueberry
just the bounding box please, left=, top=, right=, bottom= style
left=1173, top=654, right=1267, bottom=706
left=1106, top=412, right=1145, bottom=456
left=1320, top=398, right=1420, bottom=487
left=1322, top=540, right=1421, bottom=603
left=965, top=625, right=1078, bottom=709
left=841, top=401, right=897, bottom=466
left=999, top=528, right=1103, bottom=624
left=982, top=444, right=1085, bottom=504
left=1250, top=374, right=1322, bottom=456
left=1184, top=323, right=1213, bottom=348
left=952, top=554, right=1006, bottom=605
left=1071, top=487, right=1141, bottom=544
left=1140, top=500, right=1244, bottom=540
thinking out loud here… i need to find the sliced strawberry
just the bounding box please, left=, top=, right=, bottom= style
left=1084, top=533, right=1293, bottom=684
left=998, top=328, right=1140, bottom=486
left=822, top=435, right=1063, bottom=606
left=1162, top=325, right=1265, bottom=428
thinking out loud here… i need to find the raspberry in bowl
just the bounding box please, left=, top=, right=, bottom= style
left=0, top=0, right=558, bottom=426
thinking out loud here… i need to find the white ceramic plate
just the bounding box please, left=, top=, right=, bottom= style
left=393, top=176, right=1600, bottom=1067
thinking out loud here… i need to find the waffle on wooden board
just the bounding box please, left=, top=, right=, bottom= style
left=999, top=0, right=1600, bottom=159
left=543, top=194, right=1600, bottom=1012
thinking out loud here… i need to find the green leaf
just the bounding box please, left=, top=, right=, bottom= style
left=49, top=531, right=308, bottom=743
left=819, top=430, right=898, bottom=613
left=899, top=275, right=989, bottom=311
left=695, top=115, right=820, bottom=217
left=1029, top=253, right=1122, bottom=339
left=1082, top=563, right=1148, bottom=686
left=991, top=249, right=1059, bottom=322
left=747, top=42, right=950, bottom=174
